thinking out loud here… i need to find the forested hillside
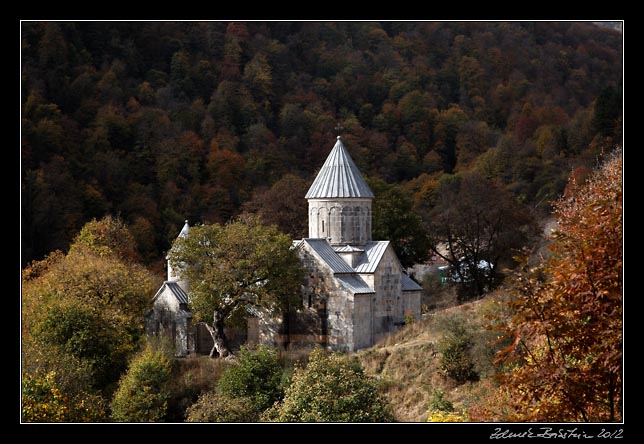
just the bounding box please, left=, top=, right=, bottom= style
left=21, top=21, right=622, bottom=269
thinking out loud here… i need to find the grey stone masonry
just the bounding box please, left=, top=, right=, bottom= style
left=308, top=198, right=372, bottom=245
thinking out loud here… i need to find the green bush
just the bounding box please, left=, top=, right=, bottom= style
left=217, top=344, right=286, bottom=413
left=22, top=371, right=107, bottom=422
left=263, top=347, right=394, bottom=422
left=429, top=389, right=454, bottom=412
left=437, top=315, right=478, bottom=383
left=185, top=391, right=257, bottom=422
left=110, top=343, right=173, bottom=422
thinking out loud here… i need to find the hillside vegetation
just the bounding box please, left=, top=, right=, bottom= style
left=359, top=296, right=498, bottom=422
left=22, top=21, right=622, bottom=270
left=21, top=21, right=622, bottom=423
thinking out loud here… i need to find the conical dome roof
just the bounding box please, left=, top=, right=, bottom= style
left=305, top=137, right=375, bottom=199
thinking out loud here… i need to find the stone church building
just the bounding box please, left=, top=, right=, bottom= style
left=146, top=136, right=422, bottom=355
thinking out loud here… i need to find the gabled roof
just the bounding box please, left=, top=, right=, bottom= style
left=305, top=136, right=375, bottom=199
left=353, top=241, right=390, bottom=273
left=336, top=275, right=375, bottom=294
left=300, top=238, right=355, bottom=273
left=401, top=273, right=423, bottom=292
left=153, top=281, right=190, bottom=305
left=334, top=245, right=365, bottom=253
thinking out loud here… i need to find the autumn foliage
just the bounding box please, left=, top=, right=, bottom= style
left=482, top=149, right=622, bottom=422
left=21, top=22, right=622, bottom=269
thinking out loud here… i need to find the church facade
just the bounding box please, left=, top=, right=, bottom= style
left=146, top=136, right=422, bottom=355
left=287, top=136, right=422, bottom=352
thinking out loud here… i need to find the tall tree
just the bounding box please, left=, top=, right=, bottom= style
left=22, top=216, right=157, bottom=395
left=427, top=172, right=537, bottom=299
left=168, top=215, right=305, bottom=358
left=491, top=149, right=622, bottom=422
left=241, top=173, right=309, bottom=239
left=368, top=177, right=431, bottom=268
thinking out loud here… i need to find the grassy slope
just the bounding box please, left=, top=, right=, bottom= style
left=357, top=295, right=500, bottom=422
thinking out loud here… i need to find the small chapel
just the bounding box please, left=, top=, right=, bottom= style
left=146, top=136, right=422, bottom=355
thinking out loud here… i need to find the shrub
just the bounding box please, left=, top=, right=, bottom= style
left=22, top=371, right=107, bottom=422
left=263, top=347, right=394, bottom=422
left=437, top=315, right=478, bottom=383
left=185, top=391, right=257, bottom=422
left=426, top=389, right=468, bottom=422
left=429, top=389, right=453, bottom=412
left=110, top=343, right=173, bottom=422
left=217, top=344, right=286, bottom=414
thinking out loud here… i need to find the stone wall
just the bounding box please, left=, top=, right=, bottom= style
left=308, top=198, right=372, bottom=245
left=353, top=294, right=373, bottom=350
left=145, top=289, right=193, bottom=356
left=362, top=246, right=409, bottom=345
left=326, top=284, right=356, bottom=353
left=295, top=244, right=360, bottom=351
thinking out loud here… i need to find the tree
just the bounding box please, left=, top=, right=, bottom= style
left=110, top=342, right=173, bottom=422
left=22, top=218, right=157, bottom=395
left=22, top=371, right=107, bottom=422
left=263, top=347, right=393, bottom=422
left=438, top=314, right=478, bottom=383
left=491, top=149, right=622, bottom=422
left=168, top=215, right=305, bottom=358
left=241, top=173, right=310, bottom=239
left=32, top=300, right=127, bottom=392
left=217, top=344, right=287, bottom=414
left=591, top=86, right=621, bottom=138
left=367, top=177, right=431, bottom=268
left=69, top=214, right=139, bottom=260
left=427, top=172, right=536, bottom=299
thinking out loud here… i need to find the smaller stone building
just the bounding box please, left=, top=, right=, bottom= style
left=146, top=221, right=224, bottom=356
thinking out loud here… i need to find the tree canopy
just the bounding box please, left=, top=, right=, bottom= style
left=168, top=215, right=305, bottom=357
left=488, top=150, right=622, bottom=422
left=368, top=176, right=431, bottom=268
left=21, top=216, right=158, bottom=420
left=262, top=347, right=394, bottom=422
left=21, top=21, right=622, bottom=269
left=426, top=171, right=537, bottom=299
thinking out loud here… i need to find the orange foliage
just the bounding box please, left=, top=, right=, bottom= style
left=487, top=149, right=622, bottom=422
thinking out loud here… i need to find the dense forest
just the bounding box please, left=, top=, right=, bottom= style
left=21, top=21, right=622, bottom=272
left=21, top=20, right=623, bottom=424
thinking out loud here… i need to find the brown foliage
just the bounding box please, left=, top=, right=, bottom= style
left=488, top=149, right=622, bottom=422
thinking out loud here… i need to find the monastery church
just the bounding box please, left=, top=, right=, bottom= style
left=146, top=136, right=422, bottom=355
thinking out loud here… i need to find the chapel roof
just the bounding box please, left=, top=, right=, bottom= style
left=178, top=220, right=190, bottom=238
left=153, top=281, right=190, bottom=305
left=300, top=238, right=355, bottom=273
left=299, top=238, right=420, bottom=296
left=353, top=241, right=390, bottom=274
left=401, top=273, right=423, bottom=292
left=336, top=275, right=375, bottom=294
left=305, top=136, right=375, bottom=199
